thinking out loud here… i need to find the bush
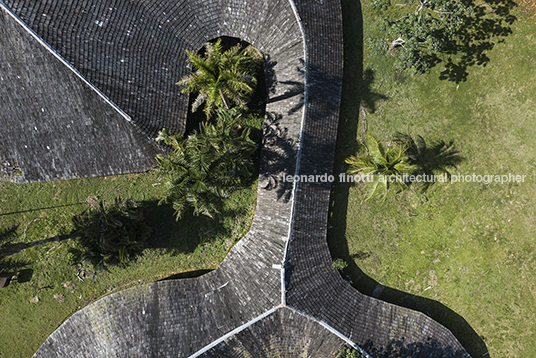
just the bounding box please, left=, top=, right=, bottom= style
left=338, top=346, right=365, bottom=358
left=332, top=258, right=349, bottom=271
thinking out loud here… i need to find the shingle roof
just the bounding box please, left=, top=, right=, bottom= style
left=1, top=0, right=472, bottom=357
left=0, top=3, right=160, bottom=182
left=198, top=307, right=344, bottom=358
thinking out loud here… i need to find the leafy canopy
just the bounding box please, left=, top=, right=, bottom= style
left=155, top=108, right=257, bottom=219
left=371, top=0, right=474, bottom=74
left=346, top=134, right=417, bottom=202
left=178, top=38, right=261, bottom=118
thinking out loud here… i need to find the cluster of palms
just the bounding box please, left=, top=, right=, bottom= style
left=155, top=108, right=257, bottom=219
left=346, top=133, right=463, bottom=202
left=157, top=38, right=262, bottom=220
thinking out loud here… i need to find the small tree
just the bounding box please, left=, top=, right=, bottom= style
left=346, top=134, right=417, bottom=202
left=71, top=200, right=151, bottom=268
left=371, top=0, right=474, bottom=74
left=156, top=108, right=257, bottom=219
left=178, top=38, right=261, bottom=118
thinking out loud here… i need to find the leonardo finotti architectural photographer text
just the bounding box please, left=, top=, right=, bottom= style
left=281, top=173, right=527, bottom=184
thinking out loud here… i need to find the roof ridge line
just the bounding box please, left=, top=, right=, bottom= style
left=285, top=306, right=374, bottom=358
left=281, top=0, right=308, bottom=307
left=0, top=2, right=132, bottom=123
left=188, top=305, right=281, bottom=358
left=0, top=1, right=163, bottom=153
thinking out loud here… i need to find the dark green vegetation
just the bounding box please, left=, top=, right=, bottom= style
left=70, top=199, right=152, bottom=267
left=156, top=108, right=258, bottom=219
left=345, top=132, right=463, bottom=201
left=346, top=134, right=417, bottom=201
left=178, top=38, right=261, bottom=118
left=331, top=1, right=535, bottom=357
left=338, top=346, right=365, bottom=358
left=161, top=37, right=264, bottom=220
left=370, top=0, right=516, bottom=81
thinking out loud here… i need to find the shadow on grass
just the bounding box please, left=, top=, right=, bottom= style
left=394, top=132, right=465, bottom=192
left=0, top=202, right=85, bottom=217
left=439, top=0, right=517, bottom=83
left=142, top=198, right=252, bottom=255
left=328, top=1, right=487, bottom=357
left=1, top=225, right=31, bottom=279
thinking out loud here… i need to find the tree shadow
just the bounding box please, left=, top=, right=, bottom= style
left=362, top=336, right=473, bottom=358
left=257, top=111, right=296, bottom=203
left=328, top=1, right=487, bottom=357
left=142, top=198, right=252, bottom=256
left=0, top=235, right=69, bottom=258
left=0, top=224, right=18, bottom=247
left=266, top=59, right=305, bottom=116
left=394, top=133, right=465, bottom=192
left=0, top=202, right=85, bottom=217
left=439, top=0, right=517, bottom=82
left=263, top=53, right=278, bottom=97
left=361, top=68, right=389, bottom=114
left=1, top=226, right=31, bottom=285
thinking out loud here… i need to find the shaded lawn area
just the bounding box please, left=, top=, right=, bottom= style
left=0, top=172, right=257, bottom=358
left=330, top=1, right=535, bottom=357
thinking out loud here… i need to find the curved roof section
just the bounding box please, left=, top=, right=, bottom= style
left=1, top=0, right=473, bottom=357
left=0, top=3, right=160, bottom=182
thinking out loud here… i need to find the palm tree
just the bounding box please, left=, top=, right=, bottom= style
left=155, top=108, right=257, bottom=219
left=70, top=199, right=151, bottom=268
left=178, top=39, right=260, bottom=119
left=346, top=134, right=417, bottom=202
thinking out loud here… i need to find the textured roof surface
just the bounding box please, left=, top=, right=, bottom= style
left=0, top=4, right=160, bottom=182
left=198, top=307, right=344, bottom=358
left=0, top=0, right=472, bottom=357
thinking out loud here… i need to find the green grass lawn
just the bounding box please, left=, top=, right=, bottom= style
left=331, top=1, right=536, bottom=357
left=0, top=172, right=257, bottom=357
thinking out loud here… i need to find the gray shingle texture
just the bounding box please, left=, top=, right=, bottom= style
left=199, top=307, right=344, bottom=358
left=0, top=4, right=160, bottom=182
left=0, top=0, right=472, bottom=357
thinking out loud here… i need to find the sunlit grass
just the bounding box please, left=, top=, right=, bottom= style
left=331, top=2, right=536, bottom=357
